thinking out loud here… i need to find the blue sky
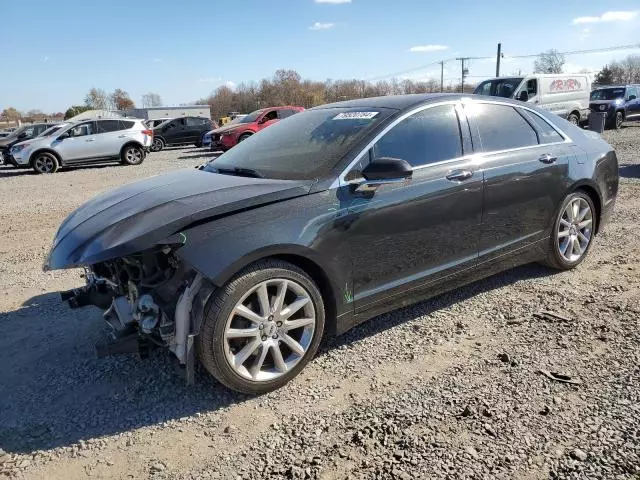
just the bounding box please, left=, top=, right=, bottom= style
left=1, top=0, right=639, bottom=112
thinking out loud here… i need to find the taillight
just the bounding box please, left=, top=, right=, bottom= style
left=142, top=129, right=153, bottom=136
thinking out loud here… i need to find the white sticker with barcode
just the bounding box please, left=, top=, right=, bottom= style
left=333, top=112, right=379, bottom=120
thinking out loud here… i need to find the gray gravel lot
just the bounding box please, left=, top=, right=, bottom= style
left=0, top=126, right=639, bottom=480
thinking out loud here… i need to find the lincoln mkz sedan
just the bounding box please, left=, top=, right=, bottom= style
left=46, top=94, right=618, bottom=394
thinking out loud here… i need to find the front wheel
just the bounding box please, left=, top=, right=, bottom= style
left=197, top=260, right=325, bottom=394
left=614, top=111, right=624, bottom=130
left=543, top=191, right=596, bottom=270
left=238, top=133, right=252, bottom=143
left=151, top=138, right=165, bottom=152
left=121, top=145, right=145, bottom=165
left=32, top=152, right=59, bottom=174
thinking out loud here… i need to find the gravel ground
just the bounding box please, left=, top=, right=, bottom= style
left=1, top=125, right=639, bottom=480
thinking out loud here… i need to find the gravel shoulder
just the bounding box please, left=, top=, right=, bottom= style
left=1, top=126, right=639, bottom=480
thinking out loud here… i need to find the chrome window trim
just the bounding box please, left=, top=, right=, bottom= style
left=331, top=98, right=573, bottom=189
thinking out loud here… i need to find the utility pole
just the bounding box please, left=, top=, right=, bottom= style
left=439, top=61, right=444, bottom=92
left=496, top=43, right=502, bottom=77
left=456, top=57, right=470, bottom=93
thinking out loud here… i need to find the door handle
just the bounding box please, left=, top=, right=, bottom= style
left=117, top=135, right=126, bottom=138
left=85, top=139, right=95, bottom=142
left=446, top=169, right=473, bottom=181
left=539, top=153, right=557, bottom=164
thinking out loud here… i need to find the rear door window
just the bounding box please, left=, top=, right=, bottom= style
left=518, top=109, right=564, bottom=144
left=120, top=120, right=135, bottom=129
left=469, top=103, right=538, bottom=151
left=278, top=109, right=299, bottom=119
left=96, top=120, right=122, bottom=133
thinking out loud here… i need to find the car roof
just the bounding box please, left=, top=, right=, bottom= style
left=311, top=93, right=485, bottom=112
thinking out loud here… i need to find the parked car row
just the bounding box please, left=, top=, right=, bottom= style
left=3, top=119, right=153, bottom=173
left=474, top=74, right=640, bottom=130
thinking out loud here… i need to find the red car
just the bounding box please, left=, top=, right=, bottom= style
left=216, top=106, right=304, bottom=151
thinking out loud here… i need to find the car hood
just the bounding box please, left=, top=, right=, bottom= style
left=45, top=169, right=312, bottom=270
left=11, top=136, right=49, bottom=150
left=0, top=136, right=19, bottom=148
left=212, top=123, right=249, bottom=135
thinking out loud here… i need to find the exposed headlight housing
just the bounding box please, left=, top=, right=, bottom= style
left=614, top=98, right=624, bottom=106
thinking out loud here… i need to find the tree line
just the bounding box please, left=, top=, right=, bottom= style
left=2, top=53, right=639, bottom=125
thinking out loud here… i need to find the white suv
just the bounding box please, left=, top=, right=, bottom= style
left=9, top=119, right=153, bottom=174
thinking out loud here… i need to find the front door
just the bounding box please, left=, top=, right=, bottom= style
left=464, top=101, right=571, bottom=261
left=344, top=103, right=483, bottom=312
left=55, top=121, right=97, bottom=162
left=626, top=87, right=640, bottom=120
left=163, top=118, right=187, bottom=145
left=256, top=110, right=279, bottom=132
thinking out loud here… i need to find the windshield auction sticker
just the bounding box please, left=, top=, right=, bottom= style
left=333, top=112, right=379, bottom=120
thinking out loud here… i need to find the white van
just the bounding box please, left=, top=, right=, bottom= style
left=473, top=73, right=591, bottom=125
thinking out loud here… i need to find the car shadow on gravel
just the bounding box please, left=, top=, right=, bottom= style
left=0, top=163, right=127, bottom=178
left=0, top=263, right=556, bottom=455
left=619, top=164, right=640, bottom=179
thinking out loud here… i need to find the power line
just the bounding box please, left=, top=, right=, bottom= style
left=366, top=43, right=640, bottom=82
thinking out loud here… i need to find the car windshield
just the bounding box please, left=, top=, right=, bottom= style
left=205, top=107, right=394, bottom=180
left=239, top=110, right=264, bottom=123
left=473, top=78, right=524, bottom=98
left=40, top=125, right=65, bottom=137
left=590, top=88, right=626, bottom=100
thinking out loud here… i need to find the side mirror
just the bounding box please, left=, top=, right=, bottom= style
left=629, top=95, right=637, bottom=101
left=258, top=117, right=272, bottom=125
left=18, top=132, right=28, bottom=139
left=58, top=131, right=71, bottom=140
left=361, top=157, right=413, bottom=182
left=518, top=91, right=529, bottom=102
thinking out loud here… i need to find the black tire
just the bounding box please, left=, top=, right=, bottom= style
left=32, top=152, right=59, bottom=174
left=238, top=133, right=252, bottom=143
left=151, top=137, right=165, bottom=152
left=120, top=145, right=145, bottom=165
left=542, top=191, right=597, bottom=271
left=567, top=112, right=580, bottom=126
left=614, top=111, right=624, bottom=130
left=197, top=259, right=325, bottom=394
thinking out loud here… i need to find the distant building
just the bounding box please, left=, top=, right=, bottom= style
left=121, top=106, right=211, bottom=121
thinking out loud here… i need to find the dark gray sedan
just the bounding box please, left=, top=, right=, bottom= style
left=47, top=94, right=618, bottom=393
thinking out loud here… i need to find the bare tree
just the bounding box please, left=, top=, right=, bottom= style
left=141, top=93, right=163, bottom=107
left=533, top=49, right=565, bottom=74
left=110, top=89, right=135, bottom=110
left=1, top=107, right=21, bottom=122
left=84, top=88, right=109, bottom=109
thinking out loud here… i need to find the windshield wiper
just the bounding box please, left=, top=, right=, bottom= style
left=215, top=167, right=264, bottom=178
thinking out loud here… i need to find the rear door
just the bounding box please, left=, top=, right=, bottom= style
left=465, top=101, right=571, bottom=261
left=277, top=109, right=300, bottom=120
left=626, top=87, right=640, bottom=120
left=94, top=120, right=124, bottom=157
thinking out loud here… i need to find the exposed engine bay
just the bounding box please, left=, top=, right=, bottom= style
left=60, top=247, right=213, bottom=383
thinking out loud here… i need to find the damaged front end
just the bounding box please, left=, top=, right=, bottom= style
left=61, top=247, right=214, bottom=383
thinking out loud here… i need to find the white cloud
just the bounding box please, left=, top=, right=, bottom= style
left=225, top=81, right=236, bottom=89
left=409, top=44, right=448, bottom=53
left=152, top=58, right=163, bottom=63
left=572, top=10, right=638, bottom=24
left=198, top=76, right=223, bottom=83
left=309, top=22, right=335, bottom=30
left=40, top=56, right=51, bottom=63
left=315, top=0, right=350, bottom=3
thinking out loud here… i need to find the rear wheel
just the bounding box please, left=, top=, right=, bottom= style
left=567, top=112, right=580, bottom=126
left=32, top=152, right=59, bottom=174
left=121, top=145, right=145, bottom=165
left=543, top=191, right=596, bottom=270
left=151, top=137, right=165, bottom=152
left=197, top=259, right=325, bottom=394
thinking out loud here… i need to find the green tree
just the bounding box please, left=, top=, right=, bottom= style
left=64, top=105, right=92, bottom=120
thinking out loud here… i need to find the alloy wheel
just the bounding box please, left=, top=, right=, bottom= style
left=223, top=278, right=316, bottom=382
left=34, top=155, right=55, bottom=173
left=616, top=113, right=623, bottom=129
left=125, top=148, right=142, bottom=164
left=557, top=197, right=593, bottom=262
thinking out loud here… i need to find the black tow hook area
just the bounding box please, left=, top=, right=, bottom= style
left=60, top=287, right=113, bottom=310
left=95, top=334, right=150, bottom=359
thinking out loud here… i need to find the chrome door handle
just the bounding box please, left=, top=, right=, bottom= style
left=117, top=135, right=126, bottom=138
left=85, top=139, right=95, bottom=142
left=446, top=169, right=473, bottom=181
left=539, top=154, right=557, bottom=164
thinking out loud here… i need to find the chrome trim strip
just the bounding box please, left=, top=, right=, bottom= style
left=331, top=98, right=573, bottom=189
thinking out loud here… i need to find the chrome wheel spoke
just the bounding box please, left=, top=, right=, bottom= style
left=578, top=219, right=592, bottom=229
left=280, top=333, right=305, bottom=356
left=234, top=304, right=263, bottom=324
left=256, top=283, right=270, bottom=317
left=577, top=231, right=589, bottom=244
left=559, top=219, right=572, bottom=229
left=558, top=230, right=570, bottom=238
left=250, top=345, right=270, bottom=380
left=273, top=280, right=288, bottom=313
left=560, top=239, right=571, bottom=255
left=234, top=338, right=261, bottom=367
left=283, top=317, right=315, bottom=331
left=272, top=345, right=288, bottom=373
left=225, top=327, right=259, bottom=339
left=280, top=297, right=310, bottom=320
